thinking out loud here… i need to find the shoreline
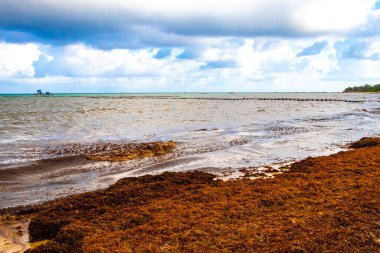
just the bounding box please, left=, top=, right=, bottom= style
left=0, top=139, right=344, bottom=210
left=1, top=137, right=379, bottom=252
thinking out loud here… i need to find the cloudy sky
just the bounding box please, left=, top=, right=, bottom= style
left=1, top=0, right=380, bottom=93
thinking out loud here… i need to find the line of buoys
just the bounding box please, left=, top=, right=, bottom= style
left=84, top=96, right=364, bottom=103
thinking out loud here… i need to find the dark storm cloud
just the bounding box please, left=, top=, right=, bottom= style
left=1, top=0, right=376, bottom=49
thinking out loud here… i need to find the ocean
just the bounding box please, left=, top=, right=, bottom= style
left=0, top=92, right=379, bottom=208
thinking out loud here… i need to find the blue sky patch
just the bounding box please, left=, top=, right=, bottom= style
left=297, top=41, right=328, bottom=57
left=154, top=48, right=171, bottom=59
left=177, top=49, right=199, bottom=60
left=200, top=61, right=237, bottom=70
left=376, top=1, right=380, bottom=9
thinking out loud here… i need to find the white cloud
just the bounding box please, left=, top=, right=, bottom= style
left=294, top=0, right=374, bottom=34
left=3, top=38, right=339, bottom=91
left=236, top=39, right=298, bottom=79
left=1, top=35, right=379, bottom=92
left=0, top=43, right=41, bottom=78
left=52, top=44, right=203, bottom=80
left=353, top=40, right=380, bottom=59
left=61, top=44, right=158, bottom=77
left=229, top=38, right=342, bottom=90
left=344, top=59, right=380, bottom=79
left=340, top=36, right=380, bottom=61
left=302, top=42, right=339, bottom=76
left=358, top=8, right=380, bottom=35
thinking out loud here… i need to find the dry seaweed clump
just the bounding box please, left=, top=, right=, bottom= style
left=85, top=141, right=176, bottom=161
left=26, top=138, right=380, bottom=252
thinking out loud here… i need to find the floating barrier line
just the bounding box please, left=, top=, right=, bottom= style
left=84, top=96, right=364, bottom=103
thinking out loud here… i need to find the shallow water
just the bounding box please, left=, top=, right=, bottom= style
left=0, top=92, right=379, bottom=208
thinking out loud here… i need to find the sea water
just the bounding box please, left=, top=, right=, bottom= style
left=0, top=92, right=379, bottom=207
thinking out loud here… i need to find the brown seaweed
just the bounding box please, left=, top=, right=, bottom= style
left=24, top=137, right=380, bottom=252
left=84, top=141, right=176, bottom=161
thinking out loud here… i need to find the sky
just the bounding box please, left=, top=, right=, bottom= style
left=0, top=0, right=380, bottom=93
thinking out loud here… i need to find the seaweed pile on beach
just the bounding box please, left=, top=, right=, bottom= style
left=43, top=141, right=176, bottom=162
left=84, top=141, right=176, bottom=161
left=18, top=137, right=380, bottom=252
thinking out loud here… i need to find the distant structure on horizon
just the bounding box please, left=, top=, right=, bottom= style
left=35, top=89, right=53, bottom=96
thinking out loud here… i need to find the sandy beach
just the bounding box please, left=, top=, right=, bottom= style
left=1, top=137, right=378, bottom=252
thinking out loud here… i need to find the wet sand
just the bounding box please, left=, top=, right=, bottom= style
left=0, top=216, right=50, bottom=253
left=1, top=137, right=378, bottom=252
left=0, top=155, right=98, bottom=209
left=0, top=216, right=30, bottom=253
